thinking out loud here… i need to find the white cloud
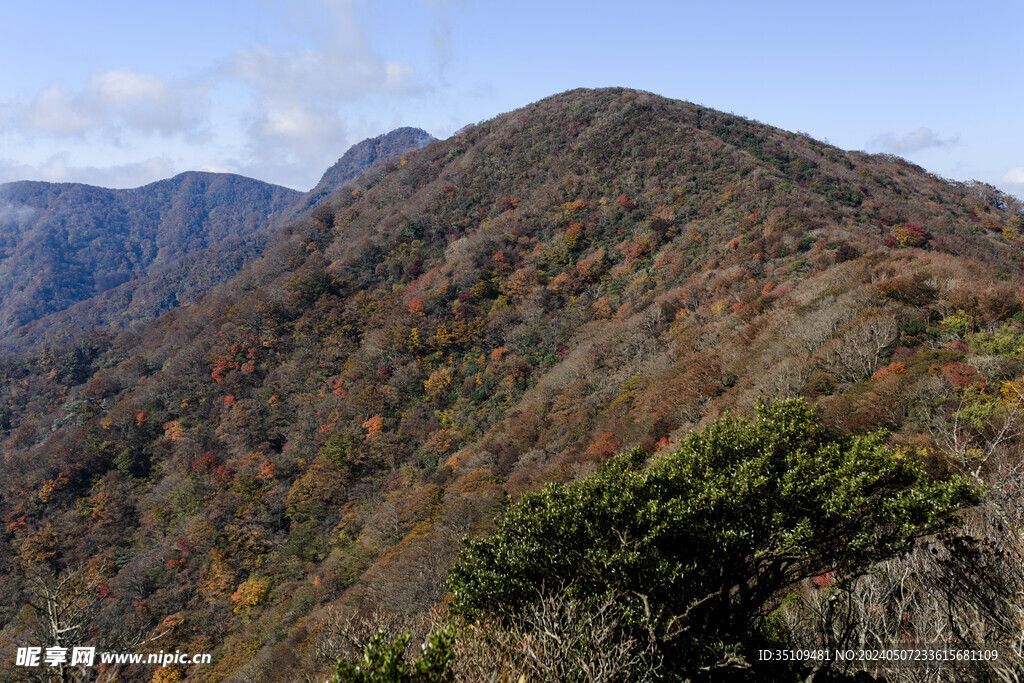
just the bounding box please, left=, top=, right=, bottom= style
left=385, top=62, right=416, bottom=88
left=18, top=70, right=207, bottom=139
left=224, top=0, right=425, bottom=103
left=226, top=39, right=422, bottom=103
left=218, top=0, right=433, bottom=188
left=197, top=162, right=235, bottom=174
left=419, top=0, right=466, bottom=75
left=90, top=70, right=167, bottom=104
left=1001, top=168, right=1024, bottom=201
left=247, top=102, right=347, bottom=164
left=232, top=102, right=350, bottom=189
left=259, top=104, right=333, bottom=141
left=23, top=84, right=101, bottom=135
left=869, top=127, right=958, bottom=155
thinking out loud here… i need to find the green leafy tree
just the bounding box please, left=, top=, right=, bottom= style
left=331, top=627, right=454, bottom=683
left=447, top=399, right=978, bottom=675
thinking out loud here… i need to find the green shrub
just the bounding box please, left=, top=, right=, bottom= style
left=447, top=399, right=977, bottom=675
left=331, top=628, right=454, bottom=683
left=969, top=323, right=1024, bottom=357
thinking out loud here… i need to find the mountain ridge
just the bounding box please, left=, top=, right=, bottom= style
left=0, top=129, right=438, bottom=350
left=0, top=171, right=300, bottom=348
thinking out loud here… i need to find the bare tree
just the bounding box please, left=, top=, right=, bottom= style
left=779, top=446, right=1024, bottom=682
left=453, top=590, right=662, bottom=683
left=930, top=398, right=1023, bottom=486
left=19, top=563, right=105, bottom=683
left=816, top=310, right=898, bottom=383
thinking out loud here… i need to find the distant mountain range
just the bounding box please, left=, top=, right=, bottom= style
left=0, top=127, right=436, bottom=349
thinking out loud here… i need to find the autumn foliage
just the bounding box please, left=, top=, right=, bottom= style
left=1, top=87, right=1022, bottom=681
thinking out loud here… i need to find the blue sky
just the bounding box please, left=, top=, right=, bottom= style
left=1, top=0, right=1021, bottom=199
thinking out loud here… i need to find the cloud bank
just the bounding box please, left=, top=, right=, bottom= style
left=0, top=155, right=178, bottom=189
left=869, top=127, right=958, bottom=155
left=19, top=70, right=207, bottom=139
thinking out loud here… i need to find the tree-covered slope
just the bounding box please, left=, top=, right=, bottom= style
left=1, top=88, right=1023, bottom=681
left=0, top=128, right=437, bottom=351
left=292, top=127, right=438, bottom=217
left=0, top=172, right=301, bottom=346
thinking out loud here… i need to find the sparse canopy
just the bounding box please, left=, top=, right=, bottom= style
left=447, top=398, right=978, bottom=673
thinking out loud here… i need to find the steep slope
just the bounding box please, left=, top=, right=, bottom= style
left=1, top=88, right=1022, bottom=681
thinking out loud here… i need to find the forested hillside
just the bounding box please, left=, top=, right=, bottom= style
left=0, top=127, right=434, bottom=351
left=0, top=173, right=300, bottom=347
left=290, top=127, right=437, bottom=218
left=1, top=88, right=1023, bottom=681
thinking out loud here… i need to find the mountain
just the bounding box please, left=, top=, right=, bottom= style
left=1, top=88, right=1022, bottom=681
left=0, top=172, right=300, bottom=347
left=0, top=128, right=437, bottom=350
left=290, top=126, right=437, bottom=216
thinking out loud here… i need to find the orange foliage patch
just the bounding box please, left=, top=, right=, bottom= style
left=587, top=432, right=622, bottom=459
left=871, top=361, right=907, bottom=381
left=163, top=420, right=186, bottom=442
left=362, top=415, right=385, bottom=438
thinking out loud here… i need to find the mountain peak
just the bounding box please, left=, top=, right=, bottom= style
left=306, top=127, right=437, bottom=202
